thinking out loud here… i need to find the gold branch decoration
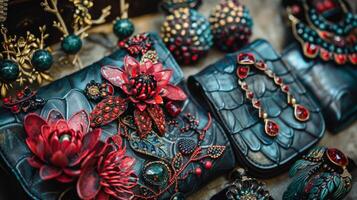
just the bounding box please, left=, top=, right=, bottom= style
left=41, top=0, right=111, bottom=68
left=0, top=26, right=53, bottom=97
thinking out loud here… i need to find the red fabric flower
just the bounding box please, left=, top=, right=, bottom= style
left=99, top=55, right=187, bottom=138
left=76, top=137, right=137, bottom=200
left=24, top=110, right=101, bottom=183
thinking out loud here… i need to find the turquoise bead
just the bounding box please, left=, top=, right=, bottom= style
left=113, top=19, right=135, bottom=40
left=0, top=59, right=19, bottom=82
left=31, top=49, right=53, bottom=71
left=61, top=34, right=82, bottom=54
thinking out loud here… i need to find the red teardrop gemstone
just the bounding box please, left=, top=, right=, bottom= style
left=237, top=66, right=250, bottom=79
left=282, top=85, right=289, bottom=93
left=304, top=43, right=319, bottom=57
left=252, top=99, right=261, bottom=108
left=349, top=53, right=357, bottom=65
left=294, top=104, right=310, bottom=121
left=326, top=148, right=348, bottom=167
left=265, top=120, right=279, bottom=137
left=246, top=91, right=254, bottom=99
left=275, top=77, right=283, bottom=85
left=334, top=54, right=347, bottom=65
left=237, top=53, right=255, bottom=65
left=319, top=48, right=330, bottom=61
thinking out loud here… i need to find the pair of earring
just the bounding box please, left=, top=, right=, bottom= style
left=160, top=0, right=253, bottom=64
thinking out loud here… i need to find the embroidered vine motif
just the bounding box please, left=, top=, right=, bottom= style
left=126, top=112, right=226, bottom=200
left=2, top=87, right=46, bottom=114
left=90, top=55, right=187, bottom=138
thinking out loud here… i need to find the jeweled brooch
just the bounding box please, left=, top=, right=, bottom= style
left=283, top=146, right=352, bottom=200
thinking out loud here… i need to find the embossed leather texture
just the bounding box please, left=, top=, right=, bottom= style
left=283, top=43, right=357, bottom=133
left=188, top=39, right=325, bottom=176
left=0, top=33, right=236, bottom=200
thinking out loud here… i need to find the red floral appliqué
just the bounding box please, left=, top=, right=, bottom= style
left=24, top=110, right=101, bottom=183
left=91, top=55, right=187, bottom=138
left=76, top=136, right=138, bottom=200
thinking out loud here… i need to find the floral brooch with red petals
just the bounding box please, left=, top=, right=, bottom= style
left=90, top=55, right=187, bottom=138
left=24, top=109, right=101, bottom=183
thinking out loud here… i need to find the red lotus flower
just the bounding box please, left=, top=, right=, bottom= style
left=77, top=137, right=137, bottom=200
left=96, top=55, right=187, bottom=138
left=24, top=110, right=101, bottom=183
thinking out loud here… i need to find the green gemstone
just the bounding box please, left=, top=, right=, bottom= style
left=0, top=59, right=20, bottom=82
left=31, top=49, right=53, bottom=71
left=61, top=34, right=82, bottom=54
left=143, top=162, right=169, bottom=186
left=113, top=19, right=135, bottom=40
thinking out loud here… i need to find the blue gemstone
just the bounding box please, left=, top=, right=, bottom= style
left=113, top=19, right=135, bottom=40
left=61, top=34, right=82, bottom=54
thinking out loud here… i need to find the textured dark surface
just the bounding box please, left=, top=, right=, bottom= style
left=188, top=39, right=325, bottom=176
left=282, top=44, right=357, bottom=133
left=0, top=33, right=236, bottom=199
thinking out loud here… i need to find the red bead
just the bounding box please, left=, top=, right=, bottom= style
left=282, top=85, right=289, bottom=92
left=17, top=92, right=24, bottom=100
left=247, top=91, right=254, bottom=99
left=165, top=101, right=181, bottom=117
left=334, top=54, right=347, bottom=65
left=195, top=167, right=202, bottom=176
left=11, top=105, right=20, bottom=113
left=265, top=120, right=279, bottom=137
left=319, top=48, right=330, bottom=61
left=326, top=148, right=348, bottom=167
left=2, top=97, right=10, bottom=104
left=236, top=66, right=250, bottom=79
left=104, top=106, right=111, bottom=113
left=237, top=53, right=255, bottom=65
left=290, top=5, right=301, bottom=15
left=304, top=43, right=319, bottom=57
left=275, top=77, right=283, bottom=85
left=106, top=84, right=114, bottom=95
left=294, top=104, right=310, bottom=121
left=204, top=161, right=212, bottom=169
left=348, top=53, right=357, bottom=65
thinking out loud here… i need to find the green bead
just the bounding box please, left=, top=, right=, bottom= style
left=113, top=19, right=135, bottom=40
left=61, top=34, right=82, bottom=54
left=0, top=59, right=20, bottom=82
left=143, top=162, right=169, bottom=186
left=31, top=49, right=53, bottom=71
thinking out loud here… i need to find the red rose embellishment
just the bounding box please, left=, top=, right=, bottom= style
left=77, top=136, right=138, bottom=200
left=24, top=110, right=101, bottom=183
left=93, top=55, right=187, bottom=138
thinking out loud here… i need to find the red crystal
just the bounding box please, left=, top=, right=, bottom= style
left=2, top=97, right=10, bottom=104
left=236, top=66, right=250, bottom=79
left=204, top=161, right=212, bottom=170
left=11, top=105, right=20, bottom=113
left=319, top=48, right=330, bottom=61
left=265, top=119, right=279, bottom=137
left=275, top=77, right=283, bottom=85
left=237, top=53, right=255, bottom=65
left=349, top=53, right=357, bottom=65
left=195, top=167, right=202, bottom=176
left=304, top=43, right=319, bottom=57
left=252, top=99, right=261, bottom=108
left=17, top=92, right=24, bottom=100
left=294, top=104, right=310, bottom=121
left=290, top=5, right=301, bottom=15
left=334, top=54, right=347, bottom=65
left=282, top=85, right=289, bottom=93
left=255, top=61, right=267, bottom=71
left=247, top=91, right=254, bottom=99
left=326, top=148, right=348, bottom=167
left=165, top=101, right=181, bottom=117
